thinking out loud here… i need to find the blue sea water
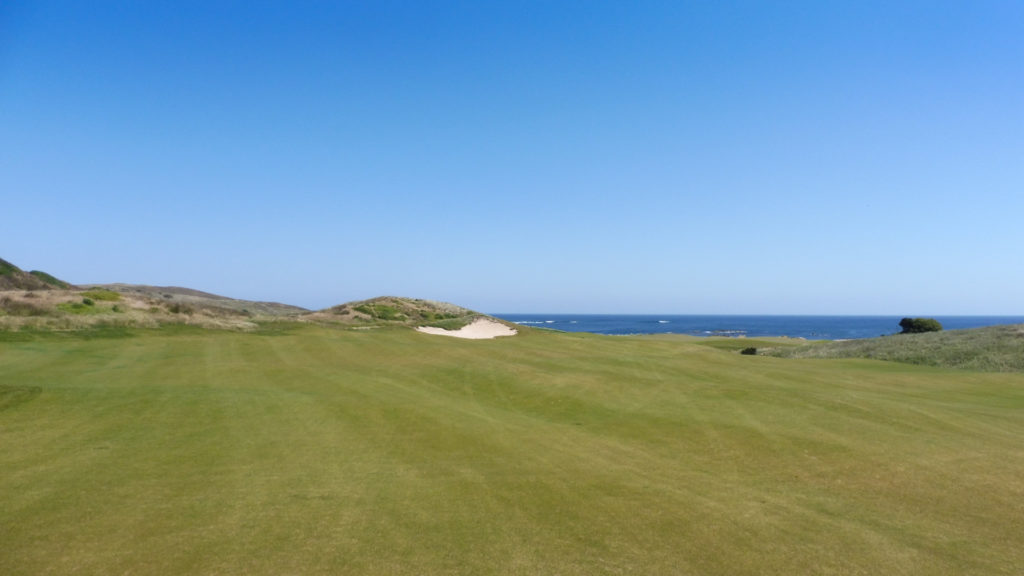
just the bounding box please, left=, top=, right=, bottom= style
left=491, top=314, right=1024, bottom=340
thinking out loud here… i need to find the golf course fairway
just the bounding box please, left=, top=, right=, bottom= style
left=2, top=324, right=1022, bottom=575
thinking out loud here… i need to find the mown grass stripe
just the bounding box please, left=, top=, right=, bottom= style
left=2, top=326, right=1023, bottom=574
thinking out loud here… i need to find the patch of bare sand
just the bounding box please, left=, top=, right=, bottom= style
left=416, top=318, right=517, bottom=339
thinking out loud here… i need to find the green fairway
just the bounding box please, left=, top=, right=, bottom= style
left=2, top=325, right=1023, bottom=575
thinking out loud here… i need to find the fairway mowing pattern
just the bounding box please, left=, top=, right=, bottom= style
left=2, top=326, right=1024, bottom=575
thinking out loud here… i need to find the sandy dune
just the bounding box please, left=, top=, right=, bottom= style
left=416, top=318, right=517, bottom=339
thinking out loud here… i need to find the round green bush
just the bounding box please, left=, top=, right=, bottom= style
left=899, top=317, right=943, bottom=334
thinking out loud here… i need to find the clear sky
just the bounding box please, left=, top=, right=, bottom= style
left=2, top=1, right=1022, bottom=314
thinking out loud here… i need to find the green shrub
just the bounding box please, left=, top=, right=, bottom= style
left=374, top=305, right=402, bottom=321
left=740, top=347, right=758, bottom=355
left=82, top=289, right=121, bottom=302
left=57, top=301, right=100, bottom=315
left=29, top=270, right=71, bottom=288
left=423, top=317, right=472, bottom=331
left=899, top=318, right=943, bottom=334
left=353, top=304, right=403, bottom=321
left=0, top=259, right=17, bottom=276
left=82, top=298, right=95, bottom=306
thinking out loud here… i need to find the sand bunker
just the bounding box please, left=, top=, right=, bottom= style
left=416, top=318, right=517, bottom=339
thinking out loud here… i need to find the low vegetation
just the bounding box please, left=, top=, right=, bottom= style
left=0, top=258, right=19, bottom=276
left=80, top=284, right=309, bottom=317
left=319, top=296, right=479, bottom=329
left=0, top=296, right=48, bottom=317
left=80, top=289, right=121, bottom=302
left=56, top=299, right=103, bottom=315
left=28, top=270, right=71, bottom=289
left=764, top=323, right=1024, bottom=372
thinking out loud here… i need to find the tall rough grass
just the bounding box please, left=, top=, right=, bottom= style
left=765, top=324, right=1024, bottom=372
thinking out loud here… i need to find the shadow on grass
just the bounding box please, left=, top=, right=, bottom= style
left=0, top=324, right=137, bottom=342
left=0, top=385, right=42, bottom=412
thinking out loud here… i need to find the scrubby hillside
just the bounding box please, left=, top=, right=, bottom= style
left=0, top=287, right=273, bottom=332
left=86, top=284, right=309, bottom=317
left=0, top=258, right=71, bottom=290
left=0, top=258, right=485, bottom=334
left=2, top=258, right=498, bottom=334
left=1, top=258, right=486, bottom=334
left=763, top=323, right=1024, bottom=372
left=0, top=258, right=308, bottom=331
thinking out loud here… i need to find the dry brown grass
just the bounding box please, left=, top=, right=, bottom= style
left=0, top=290, right=262, bottom=331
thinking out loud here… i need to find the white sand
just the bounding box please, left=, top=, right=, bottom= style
left=416, top=318, right=517, bottom=339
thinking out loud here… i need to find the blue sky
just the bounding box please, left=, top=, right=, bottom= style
left=2, top=1, right=1022, bottom=314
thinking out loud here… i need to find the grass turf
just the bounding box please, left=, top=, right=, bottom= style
left=2, top=325, right=1023, bottom=575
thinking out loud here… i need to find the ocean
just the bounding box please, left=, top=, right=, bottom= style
left=491, top=314, right=1024, bottom=340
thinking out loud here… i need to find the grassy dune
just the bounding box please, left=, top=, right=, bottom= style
left=2, top=326, right=1024, bottom=575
